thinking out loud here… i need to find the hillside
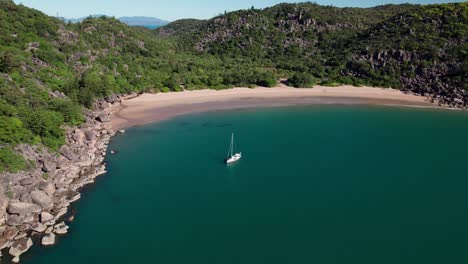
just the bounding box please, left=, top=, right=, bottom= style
left=0, top=1, right=467, bottom=172
left=0, top=1, right=177, bottom=171
left=157, top=2, right=467, bottom=103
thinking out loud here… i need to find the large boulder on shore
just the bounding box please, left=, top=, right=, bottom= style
left=42, top=160, right=57, bottom=173
left=31, top=223, right=47, bottom=233
left=73, top=130, right=86, bottom=145
left=37, top=181, right=56, bottom=196
left=8, top=202, right=41, bottom=215
left=9, top=237, right=33, bottom=262
left=97, top=113, right=110, bottom=123
left=54, top=222, right=69, bottom=235
left=59, top=145, right=76, bottom=161
left=6, top=214, right=24, bottom=226
left=105, top=94, right=120, bottom=104
left=40, top=212, right=54, bottom=224
left=20, top=177, right=34, bottom=186
left=30, top=190, right=54, bottom=209
left=19, top=192, right=32, bottom=203
left=42, top=233, right=56, bottom=246
left=3, top=226, right=19, bottom=240
left=84, top=129, right=96, bottom=141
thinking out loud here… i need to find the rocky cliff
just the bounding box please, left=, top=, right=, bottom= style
left=0, top=95, right=128, bottom=262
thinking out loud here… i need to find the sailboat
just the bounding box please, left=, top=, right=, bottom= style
left=226, top=133, right=242, bottom=164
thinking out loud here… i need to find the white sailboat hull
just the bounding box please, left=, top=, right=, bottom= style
left=226, top=153, right=242, bottom=164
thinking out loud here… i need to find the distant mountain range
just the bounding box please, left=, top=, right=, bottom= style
left=60, top=15, right=169, bottom=28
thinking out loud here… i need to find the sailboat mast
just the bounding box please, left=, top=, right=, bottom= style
left=231, top=133, right=234, bottom=156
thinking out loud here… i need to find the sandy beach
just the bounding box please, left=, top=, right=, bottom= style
left=110, top=85, right=441, bottom=130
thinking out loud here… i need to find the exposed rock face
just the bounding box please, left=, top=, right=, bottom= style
left=7, top=202, right=41, bottom=215
left=73, top=130, right=86, bottom=145
left=59, top=145, right=76, bottom=161
left=105, top=94, right=121, bottom=104
left=54, top=222, right=69, bottom=235
left=20, top=178, right=34, bottom=186
left=6, top=215, right=24, bottom=226
left=31, top=223, right=47, bottom=233
left=85, top=129, right=96, bottom=141
left=0, top=191, right=8, bottom=224
left=9, top=237, right=33, bottom=263
left=37, top=181, right=56, bottom=196
left=97, top=113, right=111, bottom=122
left=0, top=97, right=122, bottom=259
left=40, top=212, right=54, bottom=224
left=3, top=226, right=19, bottom=240
left=19, top=192, right=32, bottom=203
left=30, top=190, right=54, bottom=209
left=42, top=160, right=57, bottom=173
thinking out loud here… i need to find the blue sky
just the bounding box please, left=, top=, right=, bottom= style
left=14, top=0, right=464, bottom=21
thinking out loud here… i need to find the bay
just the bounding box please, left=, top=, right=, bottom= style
left=23, top=106, right=468, bottom=264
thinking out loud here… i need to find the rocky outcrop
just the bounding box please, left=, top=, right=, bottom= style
left=7, top=202, right=41, bottom=215
left=9, top=238, right=32, bottom=263
left=41, top=233, right=56, bottom=246
left=30, top=191, right=53, bottom=209
left=31, top=223, right=47, bottom=233
left=37, top=182, right=55, bottom=197
left=6, top=215, right=24, bottom=226
left=59, top=145, right=76, bottom=161
left=54, top=222, right=69, bottom=235
left=40, top=212, right=54, bottom=224
left=0, top=97, right=124, bottom=262
left=97, top=113, right=111, bottom=123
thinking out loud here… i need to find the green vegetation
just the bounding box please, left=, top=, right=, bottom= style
left=287, top=73, right=316, bottom=88
left=0, top=1, right=466, bottom=172
left=0, top=147, right=27, bottom=173
left=159, top=2, right=467, bottom=103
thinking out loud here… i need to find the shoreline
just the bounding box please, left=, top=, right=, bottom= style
left=110, top=85, right=446, bottom=130
left=0, top=85, right=454, bottom=263
left=0, top=95, right=127, bottom=263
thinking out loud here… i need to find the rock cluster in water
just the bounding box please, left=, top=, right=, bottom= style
left=0, top=94, right=133, bottom=262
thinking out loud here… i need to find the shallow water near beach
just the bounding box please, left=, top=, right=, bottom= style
left=21, top=106, right=468, bottom=264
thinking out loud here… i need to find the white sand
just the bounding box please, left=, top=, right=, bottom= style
left=109, top=85, right=440, bottom=129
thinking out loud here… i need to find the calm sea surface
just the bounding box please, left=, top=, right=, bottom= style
left=21, top=106, right=468, bottom=264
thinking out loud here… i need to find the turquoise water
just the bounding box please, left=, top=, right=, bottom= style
left=22, top=106, right=468, bottom=264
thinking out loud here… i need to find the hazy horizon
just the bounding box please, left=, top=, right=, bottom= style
left=13, top=0, right=465, bottom=21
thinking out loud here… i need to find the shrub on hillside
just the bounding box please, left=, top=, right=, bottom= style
left=286, top=73, right=316, bottom=88
left=0, top=147, right=27, bottom=173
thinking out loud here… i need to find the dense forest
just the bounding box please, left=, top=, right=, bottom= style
left=0, top=0, right=467, bottom=172
left=158, top=2, right=466, bottom=98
